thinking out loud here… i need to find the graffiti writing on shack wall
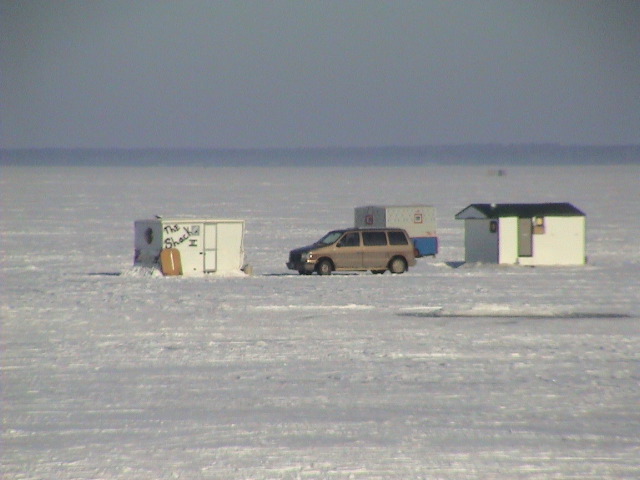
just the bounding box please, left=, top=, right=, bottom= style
left=163, top=224, right=200, bottom=249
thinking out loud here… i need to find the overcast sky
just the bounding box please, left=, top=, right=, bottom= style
left=2, top=1, right=639, bottom=149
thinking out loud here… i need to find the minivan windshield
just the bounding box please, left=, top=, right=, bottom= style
left=317, top=231, right=344, bottom=245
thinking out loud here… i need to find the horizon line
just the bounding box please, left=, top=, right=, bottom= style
left=3, top=143, right=640, bottom=152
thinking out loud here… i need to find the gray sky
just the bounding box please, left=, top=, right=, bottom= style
left=2, top=0, right=639, bottom=149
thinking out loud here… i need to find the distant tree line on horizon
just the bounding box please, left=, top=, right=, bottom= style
left=1, top=144, right=639, bottom=166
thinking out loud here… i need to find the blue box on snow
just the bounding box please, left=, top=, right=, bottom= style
left=413, top=236, right=438, bottom=257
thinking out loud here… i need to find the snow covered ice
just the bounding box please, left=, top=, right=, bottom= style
left=2, top=162, right=640, bottom=479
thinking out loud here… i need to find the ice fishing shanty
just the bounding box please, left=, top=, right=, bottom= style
left=354, top=205, right=438, bottom=257
left=454, top=203, right=586, bottom=266
left=134, top=218, right=245, bottom=276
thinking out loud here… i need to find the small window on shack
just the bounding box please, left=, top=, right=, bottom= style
left=145, top=227, right=154, bottom=244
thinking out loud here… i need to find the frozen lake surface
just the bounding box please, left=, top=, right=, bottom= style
left=2, top=163, right=640, bottom=479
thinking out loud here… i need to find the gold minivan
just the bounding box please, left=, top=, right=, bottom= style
left=286, top=228, right=417, bottom=275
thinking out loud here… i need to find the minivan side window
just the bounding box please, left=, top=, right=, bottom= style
left=339, top=232, right=360, bottom=247
left=362, top=231, right=387, bottom=246
left=388, top=231, right=409, bottom=245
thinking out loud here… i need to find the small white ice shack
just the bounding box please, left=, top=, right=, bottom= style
left=134, top=218, right=245, bottom=276
left=454, top=203, right=586, bottom=266
left=354, top=205, right=438, bottom=256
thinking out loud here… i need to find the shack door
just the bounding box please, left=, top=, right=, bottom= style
left=518, top=218, right=533, bottom=257
left=203, top=223, right=218, bottom=272
left=216, top=222, right=244, bottom=272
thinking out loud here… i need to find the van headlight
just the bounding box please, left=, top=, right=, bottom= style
left=301, top=251, right=312, bottom=261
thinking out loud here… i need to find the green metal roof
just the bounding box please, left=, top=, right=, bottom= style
left=455, top=203, right=585, bottom=219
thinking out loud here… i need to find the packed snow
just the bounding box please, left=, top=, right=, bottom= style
left=2, top=163, right=639, bottom=479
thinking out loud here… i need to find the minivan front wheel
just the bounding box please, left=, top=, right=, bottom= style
left=316, top=259, right=333, bottom=276
left=389, top=257, right=407, bottom=274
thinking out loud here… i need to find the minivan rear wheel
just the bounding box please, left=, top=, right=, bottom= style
left=316, top=259, right=333, bottom=275
left=389, top=257, right=407, bottom=274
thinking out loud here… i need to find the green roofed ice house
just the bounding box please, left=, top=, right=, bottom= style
left=455, top=203, right=586, bottom=266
